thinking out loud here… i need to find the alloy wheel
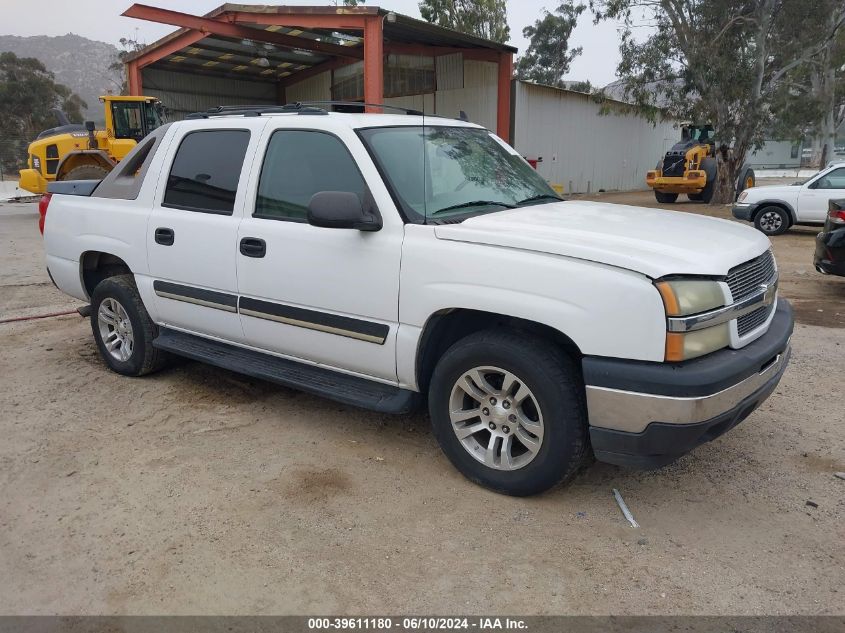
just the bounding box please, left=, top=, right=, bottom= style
left=759, top=211, right=783, bottom=233
left=97, top=297, right=134, bottom=362
left=448, top=366, right=545, bottom=471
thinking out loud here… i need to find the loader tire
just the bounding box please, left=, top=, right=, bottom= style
left=62, top=164, right=110, bottom=181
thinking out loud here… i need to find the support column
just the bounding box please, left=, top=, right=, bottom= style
left=127, top=60, right=143, bottom=95
left=363, top=16, right=384, bottom=112
left=496, top=51, right=513, bottom=143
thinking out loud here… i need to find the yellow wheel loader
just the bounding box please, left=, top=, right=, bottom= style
left=645, top=123, right=755, bottom=203
left=18, top=95, right=165, bottom=195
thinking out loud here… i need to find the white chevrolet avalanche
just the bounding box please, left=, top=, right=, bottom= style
left=40, top=105, right=793, bottom=496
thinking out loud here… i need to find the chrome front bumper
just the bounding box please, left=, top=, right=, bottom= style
left=585, top=345, right=789, bottom=434
left=582, top=299, right=794, bottom=469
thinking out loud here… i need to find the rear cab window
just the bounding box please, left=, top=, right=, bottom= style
left=163, top=129, right=251, bottom=215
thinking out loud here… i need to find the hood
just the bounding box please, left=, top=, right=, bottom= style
left=433, top=200, right=771, bottom=279
left=743, top=184, right=802, bottom=200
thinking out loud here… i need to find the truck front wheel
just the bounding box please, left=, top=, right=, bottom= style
left=753, top=205, right=790, bottom=236
left=428, top=329, right=589, bottom=496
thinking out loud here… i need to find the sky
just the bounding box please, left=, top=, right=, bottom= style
left=0, top=0, right=629, bottom=86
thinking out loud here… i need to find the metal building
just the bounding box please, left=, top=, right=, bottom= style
left=122, top=3, right=515, bottom=140
left=512, top=81, right=679, bottom=194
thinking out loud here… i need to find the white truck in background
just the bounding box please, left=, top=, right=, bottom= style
left=733, top=161, right=845, bottom=235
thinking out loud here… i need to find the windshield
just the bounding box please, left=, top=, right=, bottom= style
left=111, top=102, right=145, bottom=141
left=359, top=126, right=559, bottom=223
left=144, top=102, right=165, bottom=132
left=111, top=101, right=164, bottom=141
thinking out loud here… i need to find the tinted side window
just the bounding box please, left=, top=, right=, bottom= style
left=255, top=130, right=366, bottom=221
left=163, top=130, right=250, bottom=214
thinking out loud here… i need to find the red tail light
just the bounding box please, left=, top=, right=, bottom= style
left=38, top=193, right=52, bottom=235
left=828, top=208, right=845, bottom=224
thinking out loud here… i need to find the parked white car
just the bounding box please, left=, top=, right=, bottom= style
left=733, top=161, right=845, bottom=235
left=40, top=105, right=793, bottom=495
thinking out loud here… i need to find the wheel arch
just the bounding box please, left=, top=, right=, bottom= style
left=414, top=308, right=583, bottom=395
left=80, top=251, right=133, bottom=299
left=751, top=200, right=796, bottom=226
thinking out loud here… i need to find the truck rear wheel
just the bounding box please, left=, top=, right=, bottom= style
left=654, top=191, right=678, bottom=203
left=90, top=274, right=169, bottom=376
left=62, top=164, right=109, bottom=181
left=428, top=329, right=589, bottom=496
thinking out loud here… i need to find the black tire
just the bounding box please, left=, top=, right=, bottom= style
left=654, top=191, right=679, bottom=203
left=688, top=192, right=703, bottom=201
left=736, top=167, right=755, bottom=199
left=62, top=164, right=110, bottom=181
left=90, top=274, right=168, bottom=376
left=753, top=205, right=790, bottom=236
left=700, top=157, right=717, bottom=203
left=428, top=328, right=589, bottom=496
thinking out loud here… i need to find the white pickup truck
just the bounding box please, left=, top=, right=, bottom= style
left=41, top=105, right=793, bottom=496
left=732, top=161, right=845, bottom=235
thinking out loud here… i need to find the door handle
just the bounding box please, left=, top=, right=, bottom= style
left=154, top=227, right=174, bottom=246
left=240, top=237, right=266, bottom=258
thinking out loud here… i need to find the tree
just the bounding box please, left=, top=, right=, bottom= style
left=592, top=0, right=845, bottom=203
left=769, top=2, right=844, bottom=167
left=0, top=52, right=86, bottom=174
left=568, top=80, right=593, bottom=93
left=515, top=2, right=585, bottom=88
left=109, top=37, right=146, bottom=95
left=419, top=0, right=510, bottom=43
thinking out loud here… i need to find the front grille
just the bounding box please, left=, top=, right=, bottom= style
left=662, top=153, right=686, bottom=177
left=737, top=304, right=773, bottom=336
left=726, top=250, right=776, bottom=300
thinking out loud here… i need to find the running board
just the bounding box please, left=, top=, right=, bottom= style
left=153, top=328, right=420, bottom=414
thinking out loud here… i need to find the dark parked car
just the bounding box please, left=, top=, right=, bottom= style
left=814, top=199, right=845, bottom=276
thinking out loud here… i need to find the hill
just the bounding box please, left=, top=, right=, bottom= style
left=0, top=33, right=123, bottom=122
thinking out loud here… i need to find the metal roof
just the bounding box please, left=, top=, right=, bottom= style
left=125, top=4, right=516, bottom=84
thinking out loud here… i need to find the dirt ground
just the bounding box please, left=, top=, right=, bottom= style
left=0, top=188, right=843, bottom=616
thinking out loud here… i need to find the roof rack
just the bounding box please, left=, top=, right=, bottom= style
left=185, top=101, right=433, bottom=119
left=297, top=101, right=425, bottom=116
left=183, top=102, right=475, bottom=125
left=185, top=104, right=303, bottom=119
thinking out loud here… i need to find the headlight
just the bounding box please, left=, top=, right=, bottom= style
left=655, top=279, right=729, bottom=361
left=655, top=279, right=725, bottom=316
left=32, top=155, right=41, bottom=171
left=737, top=191, right=748, bottom=202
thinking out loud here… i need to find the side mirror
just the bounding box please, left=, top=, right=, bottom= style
left=307, top=191, right=381, bottom=231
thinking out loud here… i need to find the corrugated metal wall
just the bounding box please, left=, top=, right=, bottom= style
left=282, top=57, right=497, bottom=129
left=748, top=140, right=802, bottom=168
left=435, top=53, right=464, bottom=91
left=285, top=69, right=332, bottom=103
left=513, top=81, right=679, bottom=193
left=435, top=60, right=497, bottom=130
left=142, top=68, right=277, bottom=120
left=384, top=93, right=435, bottom=113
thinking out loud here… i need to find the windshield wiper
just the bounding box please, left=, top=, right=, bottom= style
left=429, top=200, right=516, bottom=215
left=516, top=193, right=563, bottom=206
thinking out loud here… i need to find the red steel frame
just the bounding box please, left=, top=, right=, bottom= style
left=122, top=3, right=514, bottom=140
